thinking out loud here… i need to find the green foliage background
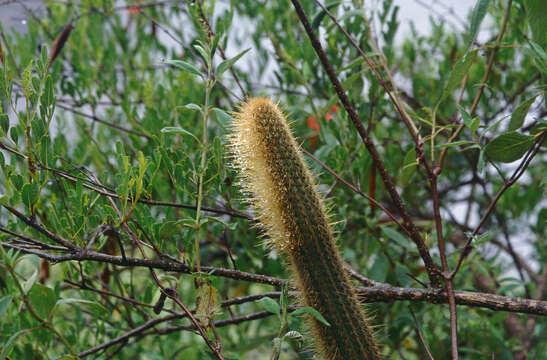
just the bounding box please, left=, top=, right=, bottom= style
left=0, top=0, right=545, bottom=359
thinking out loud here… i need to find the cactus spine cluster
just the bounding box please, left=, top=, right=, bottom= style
left=229, top=97, right=380, bottom=360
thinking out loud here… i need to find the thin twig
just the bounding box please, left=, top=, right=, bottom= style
left=56, top=103, right=152, bottom=139
left=302, top=148, right=412, bottom=238
left=2, top=205, right=77, bottom=251
left=450, top=132, right=545, bottom=278
left=409, top=306, right=435, bottom=360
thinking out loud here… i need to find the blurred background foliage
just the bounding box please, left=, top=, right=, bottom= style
left=0, top=0, right=545, bottom=359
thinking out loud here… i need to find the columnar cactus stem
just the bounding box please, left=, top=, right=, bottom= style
left=229, top=97, right=380, bottom=360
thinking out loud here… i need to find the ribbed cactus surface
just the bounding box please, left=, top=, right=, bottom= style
left=229, top=97, right=380, bottom=360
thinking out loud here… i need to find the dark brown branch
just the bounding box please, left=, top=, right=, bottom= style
left=289, top=0, right=441, bottom=287
left=2, top=241, right=545, bottom=316
left=430, top=174, right=459, bottom=359
left=2, top=205, right=77, bottom=251
left=157, top=306, right=299, bottom=335
left=1, top=243, right=284, bottom=286
left=64, top=279, right=177, bottom=314
left=78, top=313, right=180, bottom=357
left=78, top=291, right=293, bottom=357
left=356, top=285, right=547, bottom=316
left=0, top=226, right=68, bottom=251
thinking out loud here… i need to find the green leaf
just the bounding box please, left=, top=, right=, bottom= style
left=206, top=216, right=237, bottom=231
left=22, top=270, right=38, bottom=294
left=437, top=140, right=476, bottom=148
left=183, top=103, right=201, bottom=111
left=311, top=1, right=342, bottom=29
left=22, top=61, right=34, bottom=99
left=524, top=0, right=547, bottom=48
left=216, top=48, right=250, bottom=78
left=529, top=41, right=547, bottom=63
left=211, top=32, right=223, bottom=59
left=440, top=50, right=478, bottom=103
left=0, top=295, right=13, bottom=317
left=28, top=283, right=58, bottom=319
left=382, top=227, right=409, bottom=247
left=10, top=126, right=18, bottom=144
left=163, top=59, right=202, bottom=77
left=469, top=117, right=480, bottom=134
left=456, top=104, right=480, bottom=134
left=497, top=282, right=521, bottom=295
left=401, top=147, right=417, bottom=185
left=467, top=0, right=492, bottom=50
left=161, top=127, right=201, bottom=144
left=213, top=107, right=232, bottom=123
left=395, top=263, right=412, bottom=287
left=0, top=113, right=8, bottom=135
left=472, top=232, right=494, bottom=247
left=0, top=193, right=8, bottom=206
left=508, top=94, right=539, bottom=131
left=193, top=44, right=209, bottom=65
left=21, top=183, right=39, bottom=209
left=484, top=131, right=534, bottom=163
left=54, top=298, right=105, bottom=314
left=369, top=253, right=389, bottom=282
left=477, top=149, right=486, bottom=173
left=257, top=297, right=280, bottom=316
left=291, top=307, right=331, bottom=327
left=0, top=328, right=29, bottom=358
left=158, top=220, right=182, bottom=239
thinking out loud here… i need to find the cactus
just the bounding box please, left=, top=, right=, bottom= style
left=229, top=97, right=380, bottom=360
